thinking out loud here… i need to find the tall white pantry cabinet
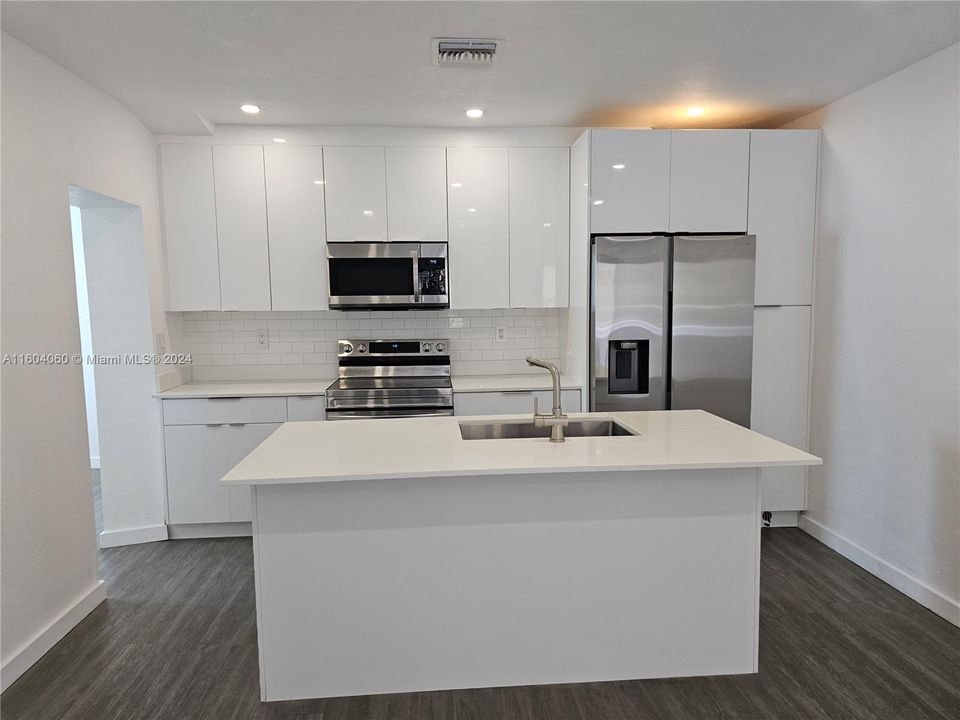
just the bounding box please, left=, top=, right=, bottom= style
left=586, top=128, right=819, bottom=515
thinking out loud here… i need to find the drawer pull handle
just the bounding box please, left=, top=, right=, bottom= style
left=205, top=423, right=224, bottom=428
left=228, top=423, right=246, bottom=427
left=209, top=397, right=243, bottom=401
left=500, top=390, right=533, bottom=395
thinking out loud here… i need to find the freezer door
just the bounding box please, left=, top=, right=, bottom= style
left=672, top=234, right=756, bottom=427
left=590, top=235, right=669, bottom=412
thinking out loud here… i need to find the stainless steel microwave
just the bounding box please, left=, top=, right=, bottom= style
left=327, top=242, right=449, bottom=310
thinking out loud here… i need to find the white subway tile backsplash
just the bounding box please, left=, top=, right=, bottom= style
left=174, top=308, right=566, bottom=381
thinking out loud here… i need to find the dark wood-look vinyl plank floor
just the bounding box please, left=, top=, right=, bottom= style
left=2, top=529, right=958, bottom=720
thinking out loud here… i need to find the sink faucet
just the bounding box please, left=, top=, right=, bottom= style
left=526, top=356, right=568, bottom=443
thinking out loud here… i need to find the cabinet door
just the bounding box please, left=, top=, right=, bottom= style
left=323, top=147, right=388, bottom=242
left=751, top=306, right=812, bottom=511
left=447, top=147, right=510, bottom=309
left=749, top=130, right=819, bottom=306
left=213, top=146, right=271, bottom=310
left=509, top=148, right=570, bottom=308
left=589, top=130, right=670, bottom=234
left=286, top=395, right=327, bottom=421
left=264, top=145, right=328, bottom=310
left=164, top=422, right=281, bottom=524
left=669, top=130, right=749, bottom=233
left=386, top=147, right=447, bottom=242
left=160, top=144, right=221, bottom=310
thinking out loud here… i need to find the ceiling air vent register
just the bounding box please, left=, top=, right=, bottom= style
left=432, top=38, right=502, bottom=67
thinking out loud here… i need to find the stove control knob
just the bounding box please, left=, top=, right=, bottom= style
left=341, top=342, right=354, bottom=355
left=435, top=342, right=446, bottom=353
left=357, top=343, right=367, bottom=353
left=421, top=342, right=432, bottom=352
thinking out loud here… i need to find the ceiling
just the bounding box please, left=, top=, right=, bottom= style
left=2, top=1, right=958, bottom=134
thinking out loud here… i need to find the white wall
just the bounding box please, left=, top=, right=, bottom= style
left=69, top=206, right=99, bottom=468
left=0, top=33, right=167, bottom=689
left=785, top=44, right=959, bottom=624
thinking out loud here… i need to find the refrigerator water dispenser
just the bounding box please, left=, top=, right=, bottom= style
left=608, top=339, right=649, bottom=394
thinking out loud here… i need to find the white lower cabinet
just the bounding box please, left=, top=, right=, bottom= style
left=751, top=306, right=812, bottom=511
left=455, top=389, right=582, bottom=416
left=286, top=395, right=327, bottom=421
left=164, top=422, right=281, bottom=524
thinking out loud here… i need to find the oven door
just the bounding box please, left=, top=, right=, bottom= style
left=326, top=408, right=455, bottom=420
left=328, top=242, right=419, bottom=308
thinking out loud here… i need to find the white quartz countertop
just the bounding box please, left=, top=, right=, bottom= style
left=222, top=410, right=821, bottom=486
left=450, top=374, right=581, bottom=392
left=156, top=380, right=333, bottom=398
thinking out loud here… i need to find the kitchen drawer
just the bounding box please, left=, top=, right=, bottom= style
left=286, top=395, right=327, bottom=421
left=161, top=396, right=287, bottom=426
left=454, top=389, right=581, bottom=417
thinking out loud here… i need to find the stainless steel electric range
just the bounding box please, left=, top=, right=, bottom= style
left=324, top=339, right=453, bottom=420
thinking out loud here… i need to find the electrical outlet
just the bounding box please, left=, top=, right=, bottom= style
left=256, top=329, right=269, bottom=348
left=154, top=332, right=167, bottom=354
left=495, top=326, right=507, bottom=344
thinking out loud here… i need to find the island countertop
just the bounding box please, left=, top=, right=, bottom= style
left=221, top=410, right=821, bottom=486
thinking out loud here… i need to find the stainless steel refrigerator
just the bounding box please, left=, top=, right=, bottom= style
left=590, top=234, right=756, bottom=427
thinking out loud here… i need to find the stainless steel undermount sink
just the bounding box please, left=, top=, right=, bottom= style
left=459, top=418, right=638, bottom=440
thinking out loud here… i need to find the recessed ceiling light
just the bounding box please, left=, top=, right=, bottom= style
left=612, top=163, right=626, bottom=170
left=466, top=207, right=478, bottom=213
left=543, top=222, right=552, bottom=228
left=313, top=180, right=325, bottom=185
left=362, top=209, right=374, bottom=216
left=450, top=182, right=463, bottom=188
left=240, top=104, right=260, bottom=114
left=592, top=200, right=604, bottom=206
left=465, top=108, right=484, bottom=119
left=685, top=107, right=705, bottom=117
left=273, top=137, right=287, bottom=143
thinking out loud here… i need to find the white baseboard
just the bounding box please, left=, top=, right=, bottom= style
left=0, top=580, right=106, bottom=692
left=168, top=522, right=252, bottom=540
left=800, top=515, right=960, bottom=627
left=98, top=523, right=168, bottom=549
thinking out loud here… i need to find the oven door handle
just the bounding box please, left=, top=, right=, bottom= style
left=411, top=248, right=421, bottom=304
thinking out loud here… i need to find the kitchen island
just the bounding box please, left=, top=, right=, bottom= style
left=222, top=410, right=820, bottom=701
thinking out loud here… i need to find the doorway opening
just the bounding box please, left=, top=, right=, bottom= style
left=68, top=186, right=167, bottom=549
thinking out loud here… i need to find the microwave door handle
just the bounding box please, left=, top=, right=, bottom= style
left=411, top=249, right=421, bottom=303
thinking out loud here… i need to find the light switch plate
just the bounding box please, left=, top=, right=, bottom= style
left=495, top=326, right=507, bottom=343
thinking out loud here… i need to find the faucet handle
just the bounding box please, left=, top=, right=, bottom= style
left=533, top=396, right=539, bottom=417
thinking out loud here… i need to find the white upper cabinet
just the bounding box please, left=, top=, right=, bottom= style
left=669, top=130, right=750, bottom=233
left=509, top=147, right=570, bottom=308
left=751, top=305, right=812, bottom=511
left=385, top=147, right=448, bottom=242
left=447, top=147, right=510, bottom=309
left=160, top=144, right=221, bottom=310
left=748, top=130, right=819, bottom=306
left=213, top=146, right=272, bottom=310
left=264, top=145, right=328, bottom=310
left=589, top=130, right=670, bottom=234
left=323, top=147, right=388, bottom=242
